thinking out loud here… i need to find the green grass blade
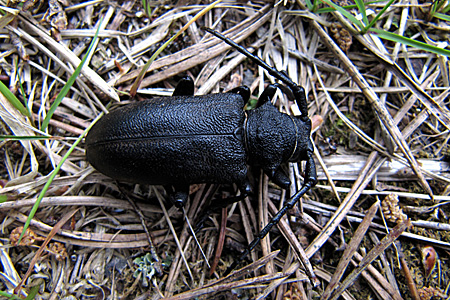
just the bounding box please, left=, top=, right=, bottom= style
left=354, top=0, right=368, bottom=27
left=0, top=194, right=7, bottom=203
left=371, top=28, right=450, bottom=57
left=41, top=18, right=103, bottom=131
left=434, top=12, right=450, bottom=21
left=432, top=0, right=446, bottom=14
left=364, top=0, right=395, bottom=33
left=24, top=284, right=41, bottom=300
left=0, top=80, right=30, bottom=117
left=0, top=290, right=22, bottom=299
left=304, top=0, right=314, bottom=11
left=320, top=0, right=363, bottom=29
left=316, top=0, right=386, bottom=13
left=141, top=0, right=152, bottom=17
left=17, top=113, right=103, bottom=244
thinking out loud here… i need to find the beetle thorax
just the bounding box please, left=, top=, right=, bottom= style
left=244, top=103, right=298, bottom=170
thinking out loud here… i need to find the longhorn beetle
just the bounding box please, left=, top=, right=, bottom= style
left=85, top=28, right=317, bottom=276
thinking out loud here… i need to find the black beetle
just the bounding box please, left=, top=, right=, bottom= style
left=86, top=28, right=317, bottom=274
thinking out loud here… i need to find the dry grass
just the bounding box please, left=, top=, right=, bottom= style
left=0, top=0, right=449, bottom=299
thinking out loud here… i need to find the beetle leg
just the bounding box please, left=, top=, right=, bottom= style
left=228, top=86, right=250, bottom=103
left=205, top=180, right=251, bottom=210
left=294, top=85, right=309, bottom=120
left=304, top=141, right=318, bottom=186
left=164, top=184, right=190, bottom=208
left=195, top=180, right=251, bottom=233
left=224, top=152, right=317, bottom=276
left=172, top=76, right=194, bottom=96
left=267, top=167, right=290, bottom=190
left=255, top=84, right=277, bottom=108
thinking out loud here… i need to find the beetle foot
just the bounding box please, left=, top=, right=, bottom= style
left=304, top=151, right=318, bottom=187
left=164, top=185, right=189, bottom=208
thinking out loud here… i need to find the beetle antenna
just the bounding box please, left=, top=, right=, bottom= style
left=203, top=27, right=294, bottom=87
left=203, top=27, right=309, bottom=118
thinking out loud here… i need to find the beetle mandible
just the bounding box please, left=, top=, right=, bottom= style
left=85, top=28, right=317, bottom=274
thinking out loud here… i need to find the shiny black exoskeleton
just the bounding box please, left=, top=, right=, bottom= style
left=85, top=28, right=317, bottom=275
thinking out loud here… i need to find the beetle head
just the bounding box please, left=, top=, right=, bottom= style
left=245, top=99, right=313, bottom=188
left=287, top=115, right=314, bottom=163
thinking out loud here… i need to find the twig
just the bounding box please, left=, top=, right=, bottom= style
left=321, top=201, right=379, bottom=300
left=329, top=219, right=411, bottom=300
